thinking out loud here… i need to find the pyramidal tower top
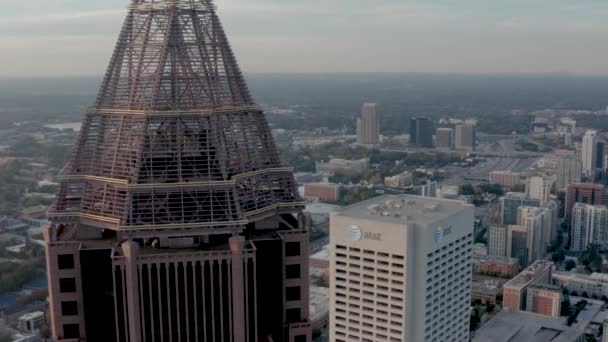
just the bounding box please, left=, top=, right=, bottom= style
left=96, top=0, right=253, bottom=111
left=48, top=0, right=303, bottom=238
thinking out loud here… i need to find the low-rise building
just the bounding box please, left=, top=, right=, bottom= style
left=303, top=182, right=342, bottom=201
left=490, top=171, right=522, bottom=188
left=471, top=281, right=502, bottom=305
left=17, top=311, right=45, bottom=333
left=316, top=158, right=369, bottom=174
left=384, top=171, right=413, bottom=188
left=503, top=260, right=554, bottom=313
left=526, top=284, right=561, bottom=317
left=479, top=255, right=520, bottom=278
left=553, top=271, right=608, bottom=299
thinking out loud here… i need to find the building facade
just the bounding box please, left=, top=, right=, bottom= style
left=553, top=272, right=608, bottom=299
left=384, top=171, right=414, bottom=188
left=330, top=195, right=474, bottom=342
left=409, top=117, right=434, bottom=148
left=565, top=183, right=606, bottom=226
left=500, top=193, right=541, bottom=226
left=556, top=156, right=582, bottom=191
left=526, top=176, right=553, bottom=203
left=525, top=285, right=561, bottom=317
left=43, top=1, right=311, bottom=341
left=503, top=260, right=554, bottom=313
left=454, top=124, right=476, bottom=151
left=488, top=225, right=508, bottom=257
left=582, top=130, right=598, bottom=177
left=435, top=128, right=454, bottom=149
left=571, top=203, right=608, bottom=251
left=489, top=171, right=522, bottom=189
left=356, top=103, right=379, bottom=145
left=479, top=256, right=520, bottom=278
left=304, top=183, right=342, bottom=202
left=507, top=225, right=529, bottom=268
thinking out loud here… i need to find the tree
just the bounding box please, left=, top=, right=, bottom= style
left=565, top=260, right=576, bottom=271
left=460, top=184, right=475, bottom=196
left=561, top=296, right=571, bottom=316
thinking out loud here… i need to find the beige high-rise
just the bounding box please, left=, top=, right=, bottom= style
left=330, top=195, right=474, bottom=342
left=356, top=103, right=379, bottom=145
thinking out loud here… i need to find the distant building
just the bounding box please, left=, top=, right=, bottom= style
left=518, top=206, right=553, bottom=264
left=384, top=171, right=413, bottom=188
left=316, top=158, right=370, bottom=174
left=583, top=130, right=598, bottom=177
left=304, top=183, right=342, bottom=202
left=410, top=117, right=434, bottom=148
left=503, top=260, right=554, bottom=313
left=479, top=255, right=520, bottom=278
left=565, top=183, right=606, bottom=226
left=564, top=132, right=573, bottom=146
left=500, top=192, right=540, bottom=225
left=556, top=156, right=582, bottom=190
left=310, top=245, right=330, bottom=269
left=420, top=180, right=437, bottom=197
left=471, top=281, right=502, bottom=305
left=490, top=171, right=522, bottom=188
left=526, top=176, right=553, bottom=203
left=571, top=203, right=608, bottom=251
left=435, top=127, right=454, bottom=149
left=356, top=103, right=379, bottom=145
left=525, top=284, right=561, bottom=317
left=329, top=195, right=474, bottom=342
left=488, top=225, right=508, bottom=257
left=553, top=271, right=608, bottom=299
left=454, top=124, right=476, bottom=151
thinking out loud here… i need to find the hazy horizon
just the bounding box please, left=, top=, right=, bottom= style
left=1, top=0, right=608, bottom=78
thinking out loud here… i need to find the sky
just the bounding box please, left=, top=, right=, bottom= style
left=1, top=0, right=608, bottom=78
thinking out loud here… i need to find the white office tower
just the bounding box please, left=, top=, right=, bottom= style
left=356, top=103, right=379, bottom=145
left=420, top=180, right=438, bottom=198
left=330, top=195, right=474, bottom=342
left=526, top=176, right=553, bottom=203
left=571, top=203, right=608, bottom=252
left=582, top=130, right=598, bottom=177
left=517, top=206, right=553, bottom=264
left=488, top=225, right=508, bottom=257
left=556, top=156, right=582, bottom=190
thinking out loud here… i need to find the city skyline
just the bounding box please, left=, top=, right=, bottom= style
left=3, top=0, right=608, bottom=77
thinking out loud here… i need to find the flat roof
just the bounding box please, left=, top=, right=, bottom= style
left=504, top=260, right=553, bottom=290
left=334, top=195, right=472, bottom=226
left=474, top=297, right=604, bottom=342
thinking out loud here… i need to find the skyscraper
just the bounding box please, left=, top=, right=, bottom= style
left=507, top=225, right=529, bottom=268
left=571, top=203, right=608, bottom=252
left=409, top=117, right=434, bottom=148
left=582, top=130, right=598, bottom=177
left=356, top=103, right=379, bottom=145
left=556, top=156, right=582, bottom=190
left=43, top=1, right=311, bottom=341
left=435, top=127, right=454, bottom=149
left=526, top=176, right=553, bottom=203
left=454, top=124, right=476, bottom=151
left=488, top=225, right=508, bottom=257
left=500, top=192, right=541, bottom=225
left=565, top=183, right=606, bottom=226
left=329, top=195, right=474, bottom=342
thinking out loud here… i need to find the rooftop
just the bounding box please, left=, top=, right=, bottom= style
left=504, top=260, right=553, bottom=290
left=473, top=297, right=604, bottom=342
left=335, top=195, right=472, bottom=226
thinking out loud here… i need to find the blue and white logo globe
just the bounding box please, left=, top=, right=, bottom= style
left=347, top=225, right=363, bottom=241
left=434, top=227, right=443, bottom=242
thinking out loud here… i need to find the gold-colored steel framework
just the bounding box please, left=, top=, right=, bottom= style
left=49, top=0, right=304, bottom=238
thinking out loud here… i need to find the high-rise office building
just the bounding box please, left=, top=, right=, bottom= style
left=488, top=225, right=508, bottom=257
left=556, top=156, right=582, bottom=190
left=420, top=180, right=438, bottom=198
left=582, top=130, right=598, bottom=177
left=518, top=206, right=552, bottom=264
left=571, top=203, right=608, bottom=252
left=507, top=225, right=529, bottom=268
left=454, top=124, right=476, bottom=151
left=565, top=183, right=606, bottom=226
left=435, top=128, right=454, bottom=149
left=500, top=193, right=541, bottom=225
left=330, top=195, right=474, bottom=342
left=356, top=103, right=379, bottom=145
left=409, top=117, right=434, bottom=148
left=526, top=176, right=553, bottom=203
left=43, top=1, right=311, bottom=341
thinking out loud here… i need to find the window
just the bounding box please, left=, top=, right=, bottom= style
left=58, top=254, right=75, bottom=270
left=63, top=324, right=80, bottom=339
left=286, top=308, right=301, bottom=323
left=285, top=264, right=300, bottom=279
left=286, top=286, right=301, bottom=301
left=59, top=278, right=77, bottom=293
left=61, top=301, right=78, bottom=316
left=285, top=242, right=300, bottom=256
